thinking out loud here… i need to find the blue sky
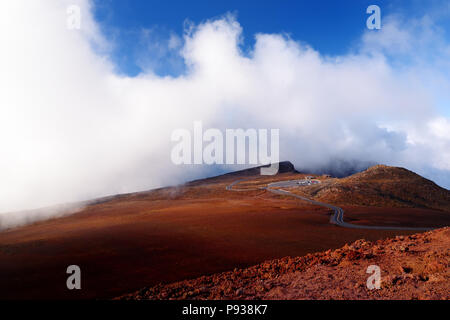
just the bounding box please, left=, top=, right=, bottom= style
left=92, top=0, right=450, bottom=77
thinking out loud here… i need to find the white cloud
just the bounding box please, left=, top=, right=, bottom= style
left=0, top=1, right=449, bottom=228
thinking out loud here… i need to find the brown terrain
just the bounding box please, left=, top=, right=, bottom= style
left=121, top=227, right=450, bottom=300
left=293, top=164, right=450, bottom=210
left=0, top=162, right=449, bottom=299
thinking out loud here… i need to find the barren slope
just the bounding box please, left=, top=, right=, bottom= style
left=297, top=165, right=450, bottom=211
left=121, top=227, right=450, bottom=300
left=2, top=169, right=412, bottom=299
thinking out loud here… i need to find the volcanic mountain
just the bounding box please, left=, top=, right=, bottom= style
left=0, top=162, right=448, bottom=299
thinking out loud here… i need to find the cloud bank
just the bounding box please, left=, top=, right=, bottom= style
left=1, top=1, right=449, bottom=227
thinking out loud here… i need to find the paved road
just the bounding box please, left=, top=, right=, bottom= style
left=227, top=178, right=434, bottom=231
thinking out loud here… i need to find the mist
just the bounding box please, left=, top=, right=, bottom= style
left=1, top=1, right=449, bottom=228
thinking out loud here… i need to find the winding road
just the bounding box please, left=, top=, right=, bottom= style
left=227, top=178, right=433, bottom=231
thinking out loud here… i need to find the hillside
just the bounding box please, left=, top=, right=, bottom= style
left=120, top=227, right=450, bottom=300
left=297, top=165, right=450, bottom=211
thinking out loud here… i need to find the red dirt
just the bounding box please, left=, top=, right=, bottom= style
left=121, top=227, right=450, bottom=300
left=343, top=206, right=450, bottom=228
left=1, top=184, right=416, bottom=299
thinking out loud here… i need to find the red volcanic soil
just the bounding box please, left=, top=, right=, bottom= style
left=0, top=163, right=449, bottom=299
left=121, top=227, right=450, bottom=300
left=343, top=206, right=450, bottom=228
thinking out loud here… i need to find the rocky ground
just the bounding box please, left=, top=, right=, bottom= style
left=120, top=227, right=450, bottom=300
